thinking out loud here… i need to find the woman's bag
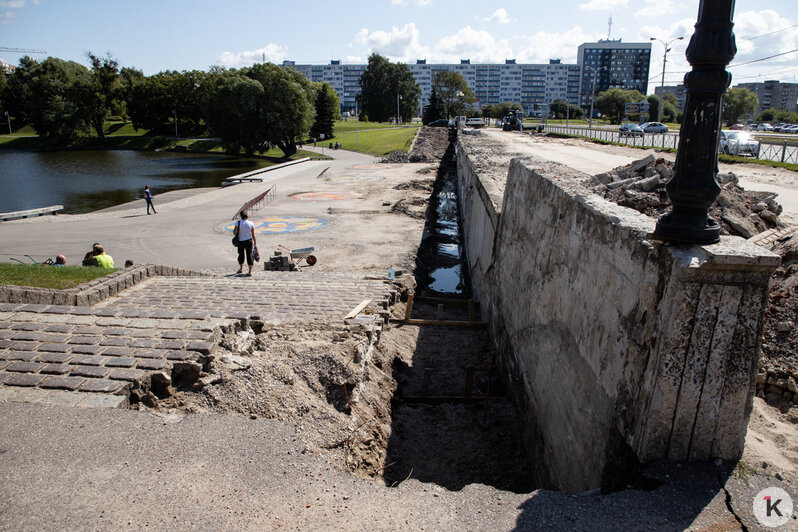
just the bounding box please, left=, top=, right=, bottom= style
left=252, top=245, right=260, bottom=262
left=232, top=221, right=239, bottom=247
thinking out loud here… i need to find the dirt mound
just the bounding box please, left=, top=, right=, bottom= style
left=587, top=155, right=784, bottom=238
left=380, top=127, right=451, bottom=163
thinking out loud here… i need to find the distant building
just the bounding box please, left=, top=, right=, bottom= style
left=285, top=59, right=581, bottom=115
left=0, top=58, right=16, bottom=75
left=654, top=85, right=687, bottom=112
left=735, top=80, right=798, bottom=114
left=577, top=40, right=652, bottom=107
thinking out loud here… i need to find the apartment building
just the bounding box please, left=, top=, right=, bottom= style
left=577, top=40, right=652, bottom=107
left=735, top=80, right=798, bottom=114
left=654, top=84, right=687, bottom=112
left=285, top=58, right=580, bottom=115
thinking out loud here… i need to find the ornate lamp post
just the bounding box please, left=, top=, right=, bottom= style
left=650, top=0, right=736, bottom=245
left=650, top=36, right=684, bottom=123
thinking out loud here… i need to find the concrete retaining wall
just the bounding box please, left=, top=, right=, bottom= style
left=0, top=265, right=205, bottom=307
left=456, top=147, right=780, bottom=492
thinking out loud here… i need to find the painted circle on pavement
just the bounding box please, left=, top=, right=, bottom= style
left=224, top=217, right=328, bottom=235
left=351, top=164, right=395, bottom=170
left=333, top=175, right=382, bottom=182
left=290, top=191, right=359, bottom=201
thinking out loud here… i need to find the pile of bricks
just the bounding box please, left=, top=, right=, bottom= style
left=263, top=253, right=297, bottom=271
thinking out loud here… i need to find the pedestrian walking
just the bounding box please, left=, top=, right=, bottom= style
left=233, top=211, right=257, bottom=276
left=144, top=185, right=157, bottom=214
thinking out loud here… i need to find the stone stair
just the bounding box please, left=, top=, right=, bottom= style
left=0, top=272, right=396, bottom=407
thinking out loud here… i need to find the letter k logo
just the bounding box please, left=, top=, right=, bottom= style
left=764, top=495, right=783, bottom=517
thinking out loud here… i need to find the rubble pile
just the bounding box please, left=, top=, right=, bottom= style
left=380, top=126, right=451, bottom=163
left=263, top=253, right=298, bottom=271
left=588, top=155, right=784, bottom=238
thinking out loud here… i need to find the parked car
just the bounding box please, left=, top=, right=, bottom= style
left=781, top=125, right=798, bottom=134
left=641, top=122, right=669, bottom=133
left=729, top=123, right=746, bottom=130
left=719, top=130, right=760, bottom=157
left=619, top=123, right=644, bottom=137
left=427, top=119, right=450, bottom=127
left=755, top=123, right=774, bottom=132
left=465, top=117, right=486, bottom=128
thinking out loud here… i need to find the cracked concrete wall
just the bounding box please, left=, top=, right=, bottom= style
left=456, top=149, right=780, bottom=493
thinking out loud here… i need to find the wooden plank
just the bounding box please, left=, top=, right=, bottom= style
left=344, top=299, right=372, bottom=320
left=404, top=294, right=414, bottom=320
left=391, top=318, right=488, bottom=327
left=0, top=205, right=63, bottom=221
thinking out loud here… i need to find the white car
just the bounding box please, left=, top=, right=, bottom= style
left=640, top=122, right=669, bottom=133
left=465, top=117, right=485, bottom=128
left=755, top=123, right=774, bottom=132
left=719, top=130, right=760, bottom=157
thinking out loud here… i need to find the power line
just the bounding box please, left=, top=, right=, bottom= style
left=728, top=48, right=798, bottom=67
left=746, top=24, right=798, bottom=41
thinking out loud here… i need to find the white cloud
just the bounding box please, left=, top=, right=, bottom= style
left=579, top=0, right=627, bottom=11
left=216, top=44, right=288, bottom=67
left=0, top=0, right=33, bottom=24
left=481, top=8, right=511, bottom=24
left=390, top=0, right=432, bottom=6
left=635, top=0, right=680, bottom=19
left=0, top=1, right=27, bottom=7
left=432, top=26, right=513, bottom=63
left=517, top=27, right=603, bottom=64
left=355, top=23, right=427, bottom=60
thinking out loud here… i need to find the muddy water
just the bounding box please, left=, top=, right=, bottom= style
left=416, top=145, right=468, bottom=295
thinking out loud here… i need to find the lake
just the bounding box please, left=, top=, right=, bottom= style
left=0, top=149, right=270, bottom=214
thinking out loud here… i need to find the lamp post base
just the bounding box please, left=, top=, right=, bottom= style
left=650, top=210, right=721, bottom=245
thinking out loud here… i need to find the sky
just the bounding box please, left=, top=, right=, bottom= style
left=2, top=0, right=798, bottom=88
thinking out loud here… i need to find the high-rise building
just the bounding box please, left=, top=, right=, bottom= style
left=577, top=40, right=652, bottom=107
left=735, top=80, right=798, bottom=114
left=654, top=85, right=687, bottom=112
left=285, top=59, right=581, bottom=115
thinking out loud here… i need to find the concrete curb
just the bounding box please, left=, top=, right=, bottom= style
left=0, top=264, right=207, bottom=307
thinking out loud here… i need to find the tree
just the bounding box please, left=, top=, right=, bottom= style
left=206, top=73, right=265, bottom=155
left=647, top=95, right=660, bottom=122
left=422, top=85, right=445, bottom=124
left=595, top=88, right=644, bottom=124
left=85, top=52, right=121, bottom=139
left=757, top=108, right=777, bottom=122
left=310, top=82, right=340, bottom=140
left=25, top=57, right=92, bottom=141
left=118, top=67, right=144, bottom=122
left=481, top=102, right=523, bottom=119
left=432, top=71, right=475, bottom=118
left=358, top=53, right=419, bottom=123
left=722, top=87, right=758, bottom=125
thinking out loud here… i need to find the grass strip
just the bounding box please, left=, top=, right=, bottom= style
left=0, top=263, right=118, bottom=290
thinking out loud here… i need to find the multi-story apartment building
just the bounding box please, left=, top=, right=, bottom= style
left=286, top=58, right=581, bottom=115
left=654, top=84, right=687, bottom=112
left=0, top=58, right=16, bottom=75
left=577, top=40, right=651, bottom=107
left=735, top=80, right=798, bottom=114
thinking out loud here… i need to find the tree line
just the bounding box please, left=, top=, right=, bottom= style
left=0, top=53, right=340, bottom=157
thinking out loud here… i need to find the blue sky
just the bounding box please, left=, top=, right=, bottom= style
left=2, top=0, right=797, bottom=87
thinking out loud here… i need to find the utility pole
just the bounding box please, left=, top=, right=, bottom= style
left=396, top=94, right=401, bottom=125
left=173, top=109, right=178, bottom=138
left=4, top=111, right=11, bottom=135
left=650, top=36, right=684, bottom=122
left=585, top=65, right=606, bottom=129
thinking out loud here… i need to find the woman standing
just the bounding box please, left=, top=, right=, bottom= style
left=234, top=211, right=257, bottom=276
left=144, top=185, right=157, bottom=214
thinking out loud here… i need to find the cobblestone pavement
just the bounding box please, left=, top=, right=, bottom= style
left=0, top=272, right=394, bottom=406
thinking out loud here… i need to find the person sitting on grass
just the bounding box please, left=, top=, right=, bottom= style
left=90, top=244, right=114, bottom=268
left=52, top=254, right=66, bottom=266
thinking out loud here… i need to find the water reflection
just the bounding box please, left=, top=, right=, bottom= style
left=0, top=150, right=269, bottom=214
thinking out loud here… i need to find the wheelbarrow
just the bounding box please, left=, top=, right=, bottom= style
left=275, top=245, right=317, bottom=266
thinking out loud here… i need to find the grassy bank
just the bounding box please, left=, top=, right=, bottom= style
left=0, top=263, right=117, bottom=290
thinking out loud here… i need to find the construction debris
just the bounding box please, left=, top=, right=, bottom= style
left=588, top=156, right=784, bottom=238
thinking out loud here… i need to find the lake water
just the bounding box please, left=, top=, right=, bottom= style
left=0, top=150, right=270, bottom=214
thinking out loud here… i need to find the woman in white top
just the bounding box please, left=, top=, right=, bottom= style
left=234, top=211, right=257, bottom=276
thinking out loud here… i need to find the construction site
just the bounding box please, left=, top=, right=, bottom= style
left=1, top=126, right=797, bottom=530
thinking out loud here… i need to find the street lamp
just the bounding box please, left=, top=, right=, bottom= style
left=585, top=65, right=607, bottom=129
left=650, top=36, right=684, bottom=122
left=396, top=94, right=402, bottom=125
left=173, top=108, right=178, bottom=138
left=4, top=111, right=10, bottom=135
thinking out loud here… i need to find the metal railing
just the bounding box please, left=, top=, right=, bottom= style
left=542, top=124, right=798, bottom=164
left=233, top=185, right=276, bottom=220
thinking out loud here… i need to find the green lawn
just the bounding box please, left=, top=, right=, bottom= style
left=332, top=119, right=414, bottom=134
left=331, top=125, right=420, bottom=156
left=0, top=263, right=118, bottom=290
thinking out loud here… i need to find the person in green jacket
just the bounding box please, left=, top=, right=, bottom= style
left=92, top=244, right=115, bottom=268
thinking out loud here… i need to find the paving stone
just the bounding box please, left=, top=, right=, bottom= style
left=0, top=339, right=11, bottom=349
left=4, top=373, right=46, bottom=387
left=77, top=393, right=128, bottom=408
left=125, top=319, right=160, bottom=329
left=128, top=329, right=154, bottom=338
left=73, top=326, right=104, bottom=335
left=68, top=336, right=101, bottom=345
left=40, top=333, right=70, bottom=343
left=186, top=341, right=215, bottom=354
left=94, top=309, right=121, bottom=317
left=102, top=346, right=136, bottom=357
left=136, top=349, right=168, bottom=359
left=40, top=364, right=72, bottom=375
left=166, top=350, right=199, bottom=361
left=130, top=339, right=159, bottom=348
left=79, top=379, right=127, bottom=394
left=108, top=368, right=146, bottom=382
left=38, top=343, right=72, bottom=353
left=158, top=340, right=185, bottom=350
left=7, top=361, right=44, bottom=373
left=40, top=376, right=86, bottom=391
left=104, top=328, right=132, bottom=336
left=10, top=322, right=44, bottom=331
left=41, top=306, right=75, bottom=315
left=105, top=357, right=136, bottom=368
left=38, top=352, right=74, bottom=363
left=70, top=355, right=107, bottom=366
left=71, top=345, right=104, bottom=355
left=136, top=359, right=168, bottom=370
left=95, top=318, right=130, bottom=327
left=0, top=330, right=13, bottom=339
left=38, top=314, right=70, bottom=323
left=99, top=337, right=130, bottom=347
left=11, top=331, right=44, bottom=341
left=44, top=324, right=73, bottom=333
left=0, top=361, right=9, bottom=371
left=71, top=365, right=111, bottom=378
left=0, top=320, right=14, bottom=329
left=160, top=330, right=188, bottom=339
left=44, top=390, right=85, bottom=407
left=65, top=316, right=98, bottom=325
left=8, top=341, right=40, bottom=351
left=5, top=351, right=40, bottom=362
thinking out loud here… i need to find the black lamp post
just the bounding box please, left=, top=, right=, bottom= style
left=650, top=0, right=736, bottom=245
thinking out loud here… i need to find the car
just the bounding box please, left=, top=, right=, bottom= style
left=640, top=122, right=669, bottom=133
left=426, top=119, right=450, bottom=127
left=465, top=117, right=486, bottom=128
left=781, top=125, right=798, bottom=134
left=755, top=123, right=774, bottom=132
left=729, top=123, right=746, bottom=130
left=719, top=130, right=760, bottom=157
left=619, top=123, right=644, bottom=137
